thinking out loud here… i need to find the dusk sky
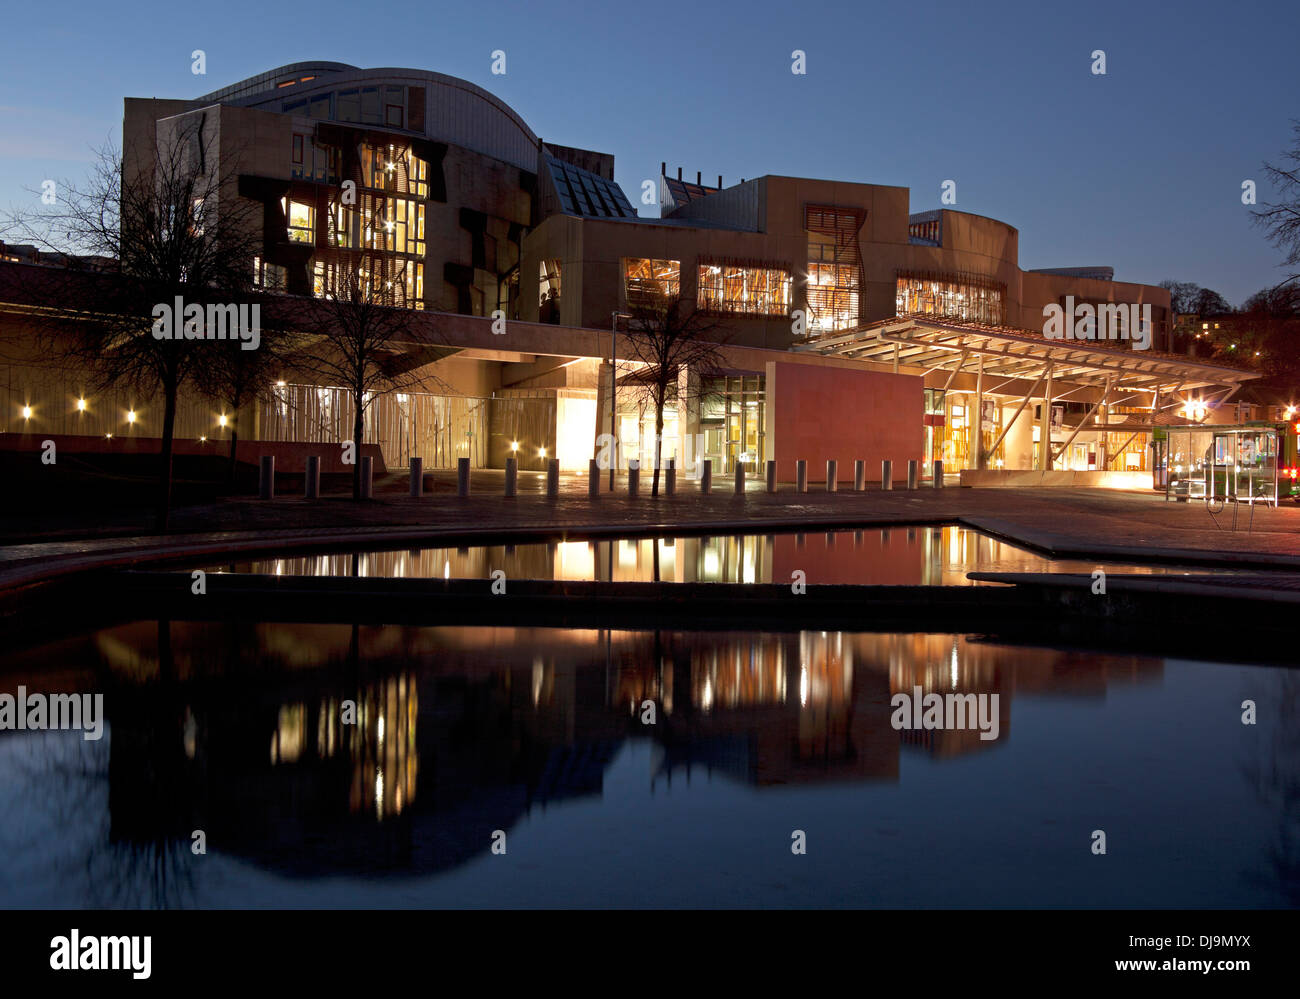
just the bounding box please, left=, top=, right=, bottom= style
left=2, top=0, right=1297, bottom=306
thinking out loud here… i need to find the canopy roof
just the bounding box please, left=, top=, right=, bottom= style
left=793, top=316, right=1258, bottom=395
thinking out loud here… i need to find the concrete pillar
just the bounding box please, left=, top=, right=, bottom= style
left=627, top=458, right=639, bottom=496
left=666, top=457, right=676, bottom=495
left=826, top=459, right=837, bottom=492
left=258, top=455, right=274, bottom=499
left=457, top=457, right=470, bottom=497
left=1039, top=365, right=1055, bottom=471
left=766, top=460, right=777, bottom=493
left=907, top=459, right=918, bottom=489
left=359, top=455, right=373, bottom=499
left=734, top=461, right=745, bottom=494
left=546, top=458, right=560, bottom=499
left=700, top=459, right=712, bottom=494
left=796, top=460, right=807, bottom=493
left=854, top=460, right=866, bottom=491
left=304, top=455, right=320, bottom=499
left=881, top=459, right=892, bottom=490
left=932, top=459, right=944, bottom=488
left=588, top=458, right=600, bottom=498
left=504, top=457, right=517, bottom=497
left=409, top=457, right=423, bottom=498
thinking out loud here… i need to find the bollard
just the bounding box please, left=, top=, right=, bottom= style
left=666, top=457, right=676, bottom=496
left=588, top=458, right=600, bottom=498
left=854, top=459, right=865, bottom=492
left=826, top=459, right=838, bottom=492
left=504, top=457, right=517, bottom=497
left=359, top=455, right=373, bottom=499
left=766, top=460, right=778, bottom=493
left=796, top=459, right=808, bottom=493
left=627, top=459, right=640, bottom=496
left=734, top=460, right=745, bottom=495
left=701, top=459, right=712, bottom=494
left=907, top=459, right=919, bottom=490
left=457, top=457, right=470, bottom=496
left=304, top=455, right=320, bottom=499
left=881, top=459, right=893, bottom=491
left=546, top=458, right=560, bottom=499
left=933, top=459, right=944, bottom=488
left=259, top=455, right=275, bottom=499
left=409, top=457, right=423, bottom=498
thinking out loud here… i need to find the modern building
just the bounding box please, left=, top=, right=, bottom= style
left=0, top=62, right=1262, bottom=486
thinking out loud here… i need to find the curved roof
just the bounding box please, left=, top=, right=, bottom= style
left=193, top=62, right=541, bottom=171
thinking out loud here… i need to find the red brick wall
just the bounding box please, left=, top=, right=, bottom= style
left=766, top=361, right=922, bottom=483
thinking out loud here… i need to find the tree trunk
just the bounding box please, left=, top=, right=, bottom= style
left=652, top=402, right=665, bottom=497
left=227, top=409, right=239, bottom=484
left=353, top=401, right=364, bottom=500
left=155, top=382, right=178, bottom=533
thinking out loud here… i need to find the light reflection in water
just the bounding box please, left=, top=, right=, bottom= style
left=0, top=620, right=1293, bottom=907
left=210, top=526, right=1221, bottom=586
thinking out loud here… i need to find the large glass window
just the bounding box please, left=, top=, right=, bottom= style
left=805, top=205, right=863, bottom=334
left=313, top=256, right=424, bottom=310
left=697, top=263, right=791, bottom=315
left=351, top=195, right=424, bottom=255
left=624, top=258, right=680, bottom=307
left=360, top=143, right=428, bottom=197
left=896, top=273, right=1005, bottom=326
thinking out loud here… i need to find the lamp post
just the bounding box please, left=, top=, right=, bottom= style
left=609, top=310, right=630, bottom=491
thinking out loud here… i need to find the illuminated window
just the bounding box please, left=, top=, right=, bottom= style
left=895, top=272, right=1005, bottom=326
left=331, top=204, right=354, bottom=248
left=282, top=198, right=315, bottom=244
left=252, top=256, right=286, bottom=290
left=698, top=262, right=791, bottom=315
left=539, top=259, right=562, bottom=300
left=313, top=256, right=423, bottom=310
left=624, top=258, right=680, bottom=306
left=360, top=143, right=427, bottom=197
left=806, top=205, right=864, bottom=334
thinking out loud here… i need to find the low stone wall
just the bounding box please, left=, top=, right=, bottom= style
left=0, top=433, right=387, bottom=475
left=958, top=469, right=1153, bottom=490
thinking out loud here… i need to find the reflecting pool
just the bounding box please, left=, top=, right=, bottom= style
left=206, top=525, right=1233, bottom=585
left=0, top=621, right=1294, bottom=907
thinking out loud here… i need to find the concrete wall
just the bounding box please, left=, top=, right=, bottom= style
left=959, top=469, right=1153, bottom=490
left=764, top=360, right=922, bottom=484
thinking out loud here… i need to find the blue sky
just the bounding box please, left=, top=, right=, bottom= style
left=1, top=0, right=1297, bottom=305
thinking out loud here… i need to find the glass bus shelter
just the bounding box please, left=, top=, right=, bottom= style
left=1164, top=426, right=1279, bottom=505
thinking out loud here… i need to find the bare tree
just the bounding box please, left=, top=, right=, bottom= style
left=1159, top=280, right=1202, bottom=316
left=1254, top=121, right=1300, bottom=293
left=1, top=119, right=261, bottom=530
left=620, top=292, right=729, bottom=496
left=297, top=251, right=448, bottom=498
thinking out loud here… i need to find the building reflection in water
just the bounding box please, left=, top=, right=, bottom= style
left=268, top=677, right=418, bottom=821
left=0, top=619, right=1165, bottom=892
left=210, top=526, right=1175, bottom=586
